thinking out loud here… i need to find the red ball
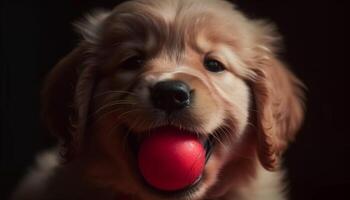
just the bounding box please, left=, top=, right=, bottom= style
left=138, top=127, right=205, bottom=191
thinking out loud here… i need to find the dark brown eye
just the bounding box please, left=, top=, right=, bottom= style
left=204, top=58, right=225, bottom=72
left=120, top=56, right=144, bottom=70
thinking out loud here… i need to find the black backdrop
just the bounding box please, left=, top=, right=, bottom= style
left=1, top=0, right=348, bottom=199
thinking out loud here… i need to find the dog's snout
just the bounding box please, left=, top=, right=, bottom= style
left=151, top=80, right=191, bottom=112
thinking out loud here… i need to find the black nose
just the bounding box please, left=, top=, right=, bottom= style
left=151, top=80, right=191, bottom=112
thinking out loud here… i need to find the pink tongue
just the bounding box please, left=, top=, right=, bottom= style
left=137, top=126, right=205, bottom=191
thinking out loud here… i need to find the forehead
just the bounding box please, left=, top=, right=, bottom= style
left=100, top=0, right=240, bottom=58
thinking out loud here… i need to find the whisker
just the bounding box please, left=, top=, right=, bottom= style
left=120, top=110, right=147, bottom=152
left=213, top=124, right=234, bottom=148
left=212, top=131, right=226, bottom=148
left=91, top=101, right=136, bottom=117
left=127, top=111, right=146, bottom=132
left=233, top=152, right=255, bottom=160
left=92, top=108, right=124, bottom=123
left=223, top=124, right=236, bottom=144
left=117, top=109, right=141, bottom=121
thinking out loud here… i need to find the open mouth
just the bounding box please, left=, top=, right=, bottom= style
left=125, top=125, right=215, bottom=198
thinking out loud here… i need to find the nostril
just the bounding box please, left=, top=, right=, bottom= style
left=173, top=90, right=189, bottom=104
left=151, top=80, right=192, bottom=112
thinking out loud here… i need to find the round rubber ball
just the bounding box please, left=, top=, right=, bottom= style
left=137, top=127, right=205, bottom=191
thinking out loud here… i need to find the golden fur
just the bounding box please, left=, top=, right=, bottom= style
left=13, top=0, right=305, bottom=199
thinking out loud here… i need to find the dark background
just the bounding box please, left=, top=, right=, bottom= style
left=1, top=0, right=348, bottom=199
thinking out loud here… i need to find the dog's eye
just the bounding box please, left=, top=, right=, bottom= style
left=203, top=58, right=225, bottom=72
left=120, top=56, right=144, bottom=70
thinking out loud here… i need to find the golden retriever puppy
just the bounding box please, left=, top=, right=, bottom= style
left=12, top=0, right=305, bottom=199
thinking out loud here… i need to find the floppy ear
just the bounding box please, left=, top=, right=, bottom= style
left=251, top=56, right=305, bottom=171
left=42, top=44, right=96, bottom=160
left=42, top=11, right=110, bottom=160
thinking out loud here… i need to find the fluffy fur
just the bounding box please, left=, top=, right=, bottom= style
left=12, top=0, right=305, bottom=199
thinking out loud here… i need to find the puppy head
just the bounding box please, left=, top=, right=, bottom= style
left=42, top=0, right=304, bottom=199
